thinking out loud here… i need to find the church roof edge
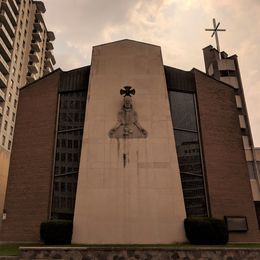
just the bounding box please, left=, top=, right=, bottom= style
left=93, top=39, right=161, bottom=49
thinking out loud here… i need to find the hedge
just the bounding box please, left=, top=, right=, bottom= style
left=40, top=220, right=73, bottom=245
left=184, top=217, right=228, bottom=245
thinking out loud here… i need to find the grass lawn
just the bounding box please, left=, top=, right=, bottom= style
left=1, top=243, right=260, bottom=256
left=0, top=244, right=21, bottom=256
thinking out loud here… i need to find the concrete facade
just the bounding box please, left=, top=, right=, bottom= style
left=72, top=40, right=187, bottom=244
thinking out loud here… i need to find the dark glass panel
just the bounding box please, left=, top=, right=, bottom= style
left=220, top=70, right=236, bottom=77
left=169, top=91, right=197, bottom=131
left=58, top=91, right=87, bottom=131
left=174, top=129, right=206, bottom=216
left=174, top=130, right=202, bottom=175
left=164, top=66, right=196, bottom=92
left=52, top=174, right=78, bottom=220
left=168, top=90, right=208, bottom=217
left=174, top=129, right=207, bottom=217
left=51, top=90, right=87, bottom=220
left=180, top=173, right=207, bottom=217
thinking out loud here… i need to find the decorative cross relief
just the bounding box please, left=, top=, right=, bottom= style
left=109, top=86, right=147, bottom=139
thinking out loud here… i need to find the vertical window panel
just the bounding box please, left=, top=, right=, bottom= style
left=169, top=91, right=208, bottom=217
left=169, top=91, right=197, bottom=131
left=51, top=90, right=87, bottom=220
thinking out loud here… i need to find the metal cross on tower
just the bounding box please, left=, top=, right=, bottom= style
left=205, top=18, right=226, bottom=53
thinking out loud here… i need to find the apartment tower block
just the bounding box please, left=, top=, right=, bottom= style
left=0, top=0, right=55, bottom=216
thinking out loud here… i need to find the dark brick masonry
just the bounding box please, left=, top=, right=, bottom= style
left=0, top=70, right=61, bottom=241
left=194, top=69, right=260, bottom=242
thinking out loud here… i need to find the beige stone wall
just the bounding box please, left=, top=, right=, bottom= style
left=0, top=147, right=10, bottom=226
left=72, top=40, right=186, bottom=244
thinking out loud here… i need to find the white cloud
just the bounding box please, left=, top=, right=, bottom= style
left=42, top=0, right=260, bottom=145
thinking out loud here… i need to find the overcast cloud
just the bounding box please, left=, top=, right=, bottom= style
left=42, top=0, right=260, bottom=146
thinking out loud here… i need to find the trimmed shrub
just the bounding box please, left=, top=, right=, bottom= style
left=184, top=217, right=228, bottom=245
left=40, top=220, right=73, bottom=245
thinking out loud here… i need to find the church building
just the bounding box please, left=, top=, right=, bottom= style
left=0, top=39, right=260, bottom=243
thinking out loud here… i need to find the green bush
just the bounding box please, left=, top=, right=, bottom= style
left=40, top=220, right=73, bottom=245
left=184, top=217, right=228, bottom=245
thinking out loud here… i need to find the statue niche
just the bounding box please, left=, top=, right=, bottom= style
left=109, top=86, right=147, bottom=139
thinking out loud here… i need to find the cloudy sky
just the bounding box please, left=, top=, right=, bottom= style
left=42, top=0, right=260, bottom=146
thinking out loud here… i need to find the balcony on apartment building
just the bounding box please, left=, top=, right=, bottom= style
left=1, top=0, right=18, bottom=25
left=0, top=54, right=9, bottom=75
left=47, top=31, right=55, bottom=42
left=0, top=10, right=15, bottom=42
left=0, top=23, right=14, bottom=49
left=0, top=71, right=7, bottom=88
left=0, top=88, right=5, bottom=102
left=44, top=51, right=56, bottom=67
left=35, top=1, right=46, bottom=13
left=0, top=38, right=11, bottom=62
left=50, top=53, right=56, bottom=65
left=0, top=105, right=3, bottom=116
left=35, top=11, right=44, bottom=23
left=45, top=50, right=56, bottom=65
left=8, top=0, right=19, bottom=15
left=0, top=10, right=15, bottom=37
left=43, top=66, right=52, bottom=76
left=26, top=72, right=37, bottom=83
left=28, top=61, right=39, bottom=74
left=31, top=39, right=41, bottom=52
left=29, top=50, right=40, bottom=63
left=34, top=20, right=43, bottom=33
left=46, top=41, right=53, bottom=50
left=44, top=57, right=53, bottom=68
left=31, top=2, right=46, bottom=28
left=32, top=29, right=42, bottom=42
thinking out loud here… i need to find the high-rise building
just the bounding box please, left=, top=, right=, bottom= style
left=0, top=0, right=55, bottom=217
left=1, top=40, right=260, bottom=243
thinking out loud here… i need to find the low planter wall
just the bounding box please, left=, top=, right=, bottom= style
left=19, top=247, right=260, bottom=259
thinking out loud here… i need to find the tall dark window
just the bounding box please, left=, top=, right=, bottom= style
left=169, top=91, right=208, bottom=217
left=51, top=90, right=87, bottom=220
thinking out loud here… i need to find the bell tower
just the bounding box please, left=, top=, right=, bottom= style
left=203, top=25, right=260, bottom=226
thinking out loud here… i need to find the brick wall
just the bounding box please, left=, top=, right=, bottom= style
left=195, top=69, right=260, bottom=242
left=0, top=71, right=60, bottom=241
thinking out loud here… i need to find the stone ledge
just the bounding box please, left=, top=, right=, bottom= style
left=19, top=247, right=260, bottom=259
left=19, top=246, right=260, bottom=250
